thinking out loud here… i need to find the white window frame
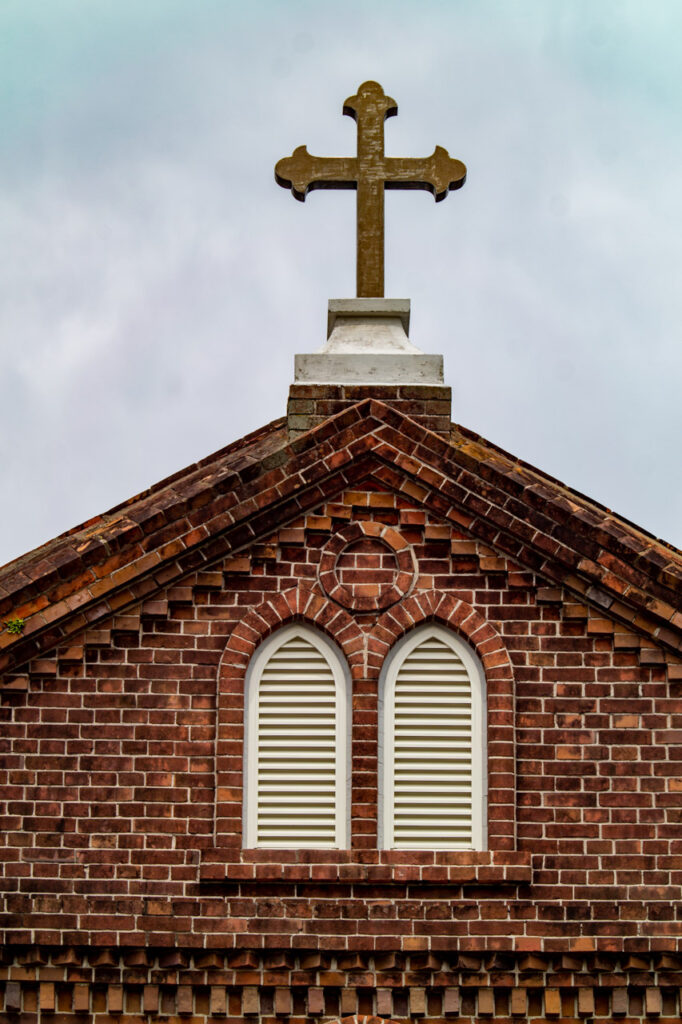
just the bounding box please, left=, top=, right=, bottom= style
left=243, top=624, right=350, bottom=849
left=378, top=624, right=488, bottom=850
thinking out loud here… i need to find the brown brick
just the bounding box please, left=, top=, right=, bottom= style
left=478, top=989, right=494, bottom=1016
left=141, top=600, right=168, bottom=618
left=480, top=556, right=507, bottom=572
left=5, top=983, right=21, bottom=1013
left=83, top=629, right=111, bottom=646
left=195, top=571, right=224, bottom=588
left=443, top=988, right=460, bottom=1016
left=565, top=603, right=588, bottom=618
left=275, top=988, right=292, bottom=1016
left=73, top=984, right=89, bottom=1013
left=31, top=658, right=58, bottom=674
left=410, top=987, right=426, bottom=1016
left=39, top=982, right=55, bottom=1012
left=510, top=988, right=527, bottom=1016
left=537, top=587, right=563, bottom=603
left=377, top=988, right=393, bottom=1017
left=142, top=985, right=159, bottom=1014
left=577, top=988, right=594, bottom=1017
left=645, top=987, right=662, bottom=1016
left=612, top=988, right=628, bottom=1016
left=243, top=987, right=260, bottom=1015
left=308, top=988, right=325, bottom=1015
left=278, top=528, right=305, bottom=544
left=210, top=986, right=227, bottom=1016
left=108, top=986, right=124, bottom=1014
left=544, top=989, right=561, bottom=1017
left=340, top=988, right=357, bottom=1015
left=224, top=557, right=251, bottom=573
left=306, top=515, right=332, bottom=531
left=3, top=674, right=28, bottom=690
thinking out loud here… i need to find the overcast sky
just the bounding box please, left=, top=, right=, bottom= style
left=1, top=0, right=680, bottom=567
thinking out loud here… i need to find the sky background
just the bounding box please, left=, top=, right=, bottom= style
left=1, top=0, right=681, bottom=567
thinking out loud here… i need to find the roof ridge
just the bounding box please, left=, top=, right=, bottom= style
left=452, top=422, right=682, bottom=561
left=0, top=417, right=288, bottom=575
left=1, top=402, right=680, bottom=676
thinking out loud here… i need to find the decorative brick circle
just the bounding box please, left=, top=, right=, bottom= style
left=318, top=522, right=415, bottom=612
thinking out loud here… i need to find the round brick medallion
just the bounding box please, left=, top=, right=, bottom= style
left=318, top=522, right=415, bottom=611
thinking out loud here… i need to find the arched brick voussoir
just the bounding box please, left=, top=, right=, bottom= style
left=374, top=590, right=517, bottom=850
left=374, top=591, right=514, bottom=683
left=217, top=584, right=366, bottom=694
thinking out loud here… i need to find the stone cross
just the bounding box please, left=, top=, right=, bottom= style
left=275, top=81, right=466, bottom=298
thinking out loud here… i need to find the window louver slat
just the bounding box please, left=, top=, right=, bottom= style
left=255, top=635, right=340, bottom=847
left=390, top=635, right=475, bottom=849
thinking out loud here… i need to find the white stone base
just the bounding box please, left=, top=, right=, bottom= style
left=294, top=352, right=443, bottom=384
left=294, top=299, right=444, bottom=386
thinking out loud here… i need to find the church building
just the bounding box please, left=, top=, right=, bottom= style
left=1, top=81, right=682, bottom=1023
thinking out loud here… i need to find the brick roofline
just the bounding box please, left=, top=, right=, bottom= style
left=1, top=399, right=680, bottom=676
left=0, top=415, right=288, bottom=575
left=453, top=422, right=681, bottom=559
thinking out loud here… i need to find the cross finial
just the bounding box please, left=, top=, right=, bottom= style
left=275, top=81, right=466, bottom=297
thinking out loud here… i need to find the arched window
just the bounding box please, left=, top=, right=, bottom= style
left=244, top=625, right=349, bottom=848
left=380, top=625, right=487, bottom=850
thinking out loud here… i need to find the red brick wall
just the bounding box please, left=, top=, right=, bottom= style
left=1, top=483, right=680, bottom=1019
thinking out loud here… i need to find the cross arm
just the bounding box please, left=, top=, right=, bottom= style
left=275, top=146, right=357, bottom=202
left=384, top=146, right=466, bottom=200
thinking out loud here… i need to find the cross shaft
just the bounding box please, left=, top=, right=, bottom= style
left=275, top=81, right=466, bottom=297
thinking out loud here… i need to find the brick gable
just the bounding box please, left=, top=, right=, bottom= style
left=1, top=404, right=681, bottom=1020
left=2, top=400, right=681, bottom=679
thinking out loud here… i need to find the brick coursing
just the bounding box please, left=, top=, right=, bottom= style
left=2, top=401, right=679, bottom=678
left=1, top=402, right=681, bottom=1021
left=287, top=385, right=453, bottom=439
left=2, top=955, right=682, bottom=1020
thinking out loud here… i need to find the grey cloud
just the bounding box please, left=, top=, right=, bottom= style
left=0, top=0, right=680, bottom=566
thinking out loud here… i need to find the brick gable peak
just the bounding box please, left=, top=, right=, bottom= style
left=0, top=397, right=681, bottom=676
left=288, top=298, right=452, bottom=438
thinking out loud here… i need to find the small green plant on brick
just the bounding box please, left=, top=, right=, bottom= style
left=4, top=617, right=25, bottom=636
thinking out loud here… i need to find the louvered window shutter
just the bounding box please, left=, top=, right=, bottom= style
left=383, top=627, right=486, bottom=850
left=245, top=627, right=347, bottom=848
